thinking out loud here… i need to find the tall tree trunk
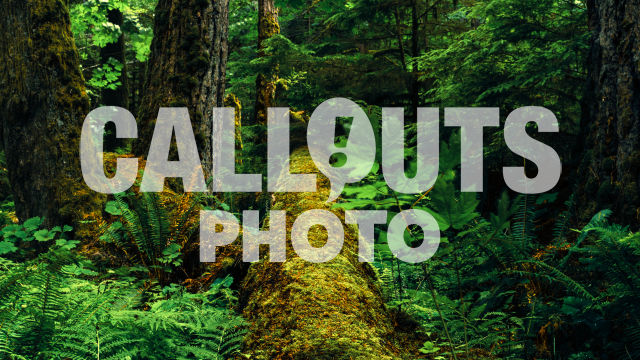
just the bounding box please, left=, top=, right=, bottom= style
left=240, top=148, right=403, bottom=359
left=253, top=0, right=279, bottom=128
left=134, top=0, right=229, bottom=181
left=100, top=8, right=129, bottom=108
left=101, top=7, right=130, bottom=152
left=576, top=0, right=640, bottom=227
left=410, top=0, right=420, bottom=114
left=0, top=0, right=104, bottom=230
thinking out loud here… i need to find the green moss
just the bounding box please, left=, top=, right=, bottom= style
left=240, top=148, right=403, bottom=359
left=224, top=93, right=243, bottom=162
left=259, top=15, right=281, bottom=40
left=10, top=0, right=102, bottom=234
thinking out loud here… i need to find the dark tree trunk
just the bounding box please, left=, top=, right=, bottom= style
left=0, top=0, right=104, bottom=230
left=410, top=0, right=420, bottom=115
left=253, top=0, right=279, bottom=128
left=134, top=0, right=229, bottom=180
left=100, top=7, right=130, bottom=152
left=130, top=60, right=146, bottom=115
left=576, top=0, right=640, bottom=227
left=100, top=8, right=129, bottom=108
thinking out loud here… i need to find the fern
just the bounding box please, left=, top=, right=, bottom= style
left=552, top=195, right=574, bottom=243
left=508, top=260, right=595, bottom=301
left=0, top=242, right=246, bottom=360
left=101, top=191, right=203, bottom=284
left=511, top=194, right=536, bottom=250
left=558, top=209, right=612, bottom=269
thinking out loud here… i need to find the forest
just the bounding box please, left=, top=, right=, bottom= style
left=0, top=0, right=639, bottom=359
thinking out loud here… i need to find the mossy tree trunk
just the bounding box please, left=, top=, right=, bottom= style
left=576, top=0, right=640, bottom=227
left=0, top=0, right=104, bottom=230
left=134, top=0, right=229, bottom=180
left=224, top=93, right=243, bottom=165
left=253, top=0, right=279, bottom=128
left=240, top=148, right=402, bottom=360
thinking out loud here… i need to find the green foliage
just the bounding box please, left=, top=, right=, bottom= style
left=0, top=241, right=245, bottom=360
left=0, top=217, right=76, bottom=259
left=419, top=0, right=588, bottom=127
left=374, top=185, right=640, bottom=359
left=5, top=0, right=636, bottom=358
left=0, top=200, right=15, bottom=228
left=70, top=0, right=156, bottom=100
left=100, top=192, right=202, bottom=285
left=428, top=176, right=480, bottom=231
left=329, top=128, right=640, bottom=358
left=87, top=57, right=125, bottom=91
left=227, top=0, right=418, bottom=118
left=71, top=0, right=155, bottom=61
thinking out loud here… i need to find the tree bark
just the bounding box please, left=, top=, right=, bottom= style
left=100, top=7, right=129, bottom=108
left=410, top=0, right=421, bottom=116
left=253, top=0, right=279, bottom=128
left=100, top=7, right=130, bottom=152
left=240, top=148, right=403, bottom=360
left=576, top=0, right=640, bottom=227
left=134, top=0, right=229, bottom=181
left=0, top=0, right=104, bottom=230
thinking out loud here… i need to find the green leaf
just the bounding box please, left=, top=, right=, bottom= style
left=0, top=240, right=18, bottom=255
left=429, top=177, right=479, bottom=230
left=13, top=230, right=28, bottom=240
left=23, top=217, right=42, bottom=231
left=105, top=201, right=123, bottom=215
left=34, top=229, right=55, bottom=242
left=419, top=341, right=441, bottom=354
left=56, top=239, right=80, bottom=250
left=1, top=224, right=21, bottom=236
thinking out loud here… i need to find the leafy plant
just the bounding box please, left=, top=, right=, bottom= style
left=100, top=192, right=202, bottom=285
left=0, top=243, right=245, bottom=360
left=0, top=217, right=75, bottom=260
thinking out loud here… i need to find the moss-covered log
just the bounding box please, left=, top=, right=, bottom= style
left=240, top=147, right=402, bottom=360
left=134, top=0, right=229, bottom=179
left=0, top=0, right=104, bottom=231
left=576, top=0, right=640, bottom=227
